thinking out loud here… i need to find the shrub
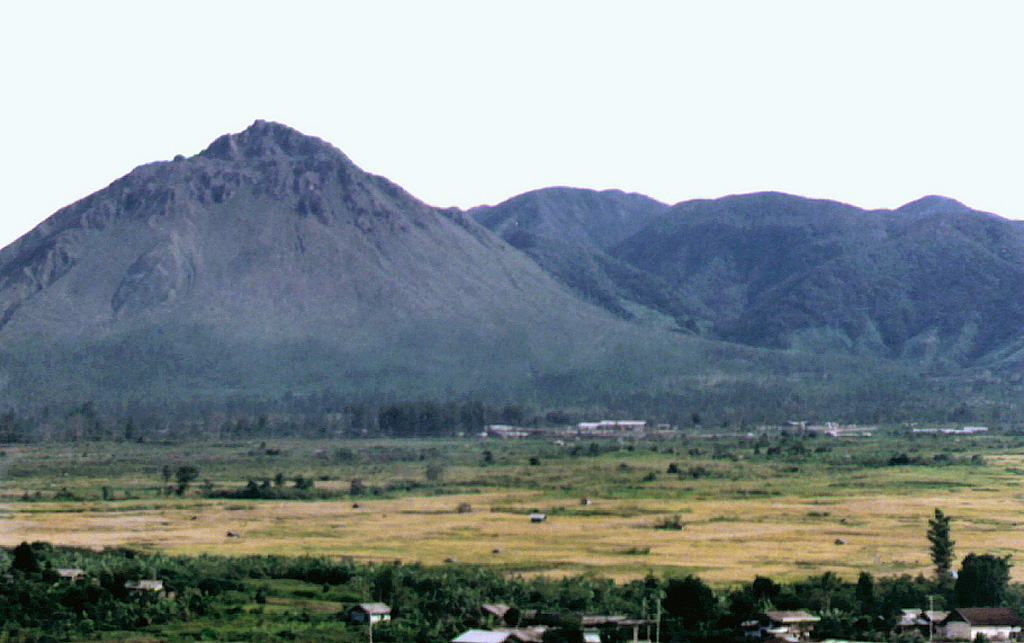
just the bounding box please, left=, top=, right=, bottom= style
left=655, top=514, right=684, bottom=530
left=425, top=463, right=445, bottom=482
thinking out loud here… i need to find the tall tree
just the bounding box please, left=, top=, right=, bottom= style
left=812, top=571, right=842, bottom=612
left=175, top=465, right=199, bottom=495
left=955, top=554, right=1012, bottom=607
left=663, top=575, right=719, bottom=630
left=855, top=572, right=875, bottom=615
left=751, top=576, right=780, bottom=609
left=11, top=541, right=40, bottom=573
left=927, top=508, right=955, bottom=581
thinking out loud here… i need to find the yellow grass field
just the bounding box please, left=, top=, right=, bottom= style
left=2, top=438, right=1024, bottom=584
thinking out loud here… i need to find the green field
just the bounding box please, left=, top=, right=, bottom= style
left=3, top=432, right=1023, bottom=584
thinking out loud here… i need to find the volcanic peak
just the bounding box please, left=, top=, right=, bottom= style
left=198, top=120, right=347, bottom=164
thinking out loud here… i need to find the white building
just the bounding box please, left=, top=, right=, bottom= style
left=941, top=608, right=1022, bottom=640
left=577, top=420, right=646, bottom=432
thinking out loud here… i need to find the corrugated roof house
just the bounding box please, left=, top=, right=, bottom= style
left=895, top=609, right=948, bottom=637
left=57, top=568, right=85, bottom=580
left=452, top=628, right=546, bottom=643
left=764, top=611, right=820, bottom=640
left=481, top=604, right=516, bottom=626
left=941, top=607, right=1022, bottom=641
left=351, top=603, right=392, bottom=624
left=483, top=604, right=511, bottom=619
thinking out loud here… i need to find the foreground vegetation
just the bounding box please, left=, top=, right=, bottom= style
left=0, top=539, right=1021, bottom=643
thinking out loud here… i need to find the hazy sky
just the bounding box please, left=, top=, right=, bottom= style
left=2, top=1, right=1022, bottom=249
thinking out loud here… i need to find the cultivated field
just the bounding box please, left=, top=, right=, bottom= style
left=2, top=433, right=1024, bottom=584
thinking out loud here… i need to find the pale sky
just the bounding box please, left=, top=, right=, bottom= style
left=2, top=1, right=1023, bottom=249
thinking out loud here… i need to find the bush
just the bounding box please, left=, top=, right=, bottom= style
left=655, top=514, right=684, bottom=530
left=350, top=478, right=365, bottom=495
left=685, top=466, right=707, bottom=479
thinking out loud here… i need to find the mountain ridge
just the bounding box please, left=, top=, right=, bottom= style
left=1, top=120, right=1022, bottom=416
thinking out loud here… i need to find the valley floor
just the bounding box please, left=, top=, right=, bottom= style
left=3, top=433, right=1023, bottom=583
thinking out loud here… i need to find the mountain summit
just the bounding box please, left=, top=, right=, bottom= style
left=0, top=121, right=636, bottom=403
left=200, top=120, right=344, bottom=162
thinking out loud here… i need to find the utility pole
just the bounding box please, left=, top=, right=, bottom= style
left=928, top=595, right=935, bottom=643
left=643, top=597, right=649, bottom=641
left=655, top=594, right=662, bottom=643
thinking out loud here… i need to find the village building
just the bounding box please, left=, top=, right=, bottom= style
left=895, top=609, right=948, bottom=639
left=351, top=603, right=392, bottom=625
left=481, top=604, right=515, bottom=626
left=912, top=427, right=989, bottom=435
left=940, top=607, right=1022, bottom=641
left=124, top=580, right=164, bottom=592
left=57, top=568, right=85, bottom=581
left=763, top=610, right=820, bottom=640
left=457, top=613, right=645, bottom=643
left=452, top=628, right=546, bottom=643
left=577, top=420, right=647, bottom=433
left=615, top=617, right=655, bottom=643
left=485, top=425, right=531, bottom=439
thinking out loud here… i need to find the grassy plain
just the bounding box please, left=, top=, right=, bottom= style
left=2, top=432, right=1024, bottom=585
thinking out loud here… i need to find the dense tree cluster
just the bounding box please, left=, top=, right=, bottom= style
left=2, top=541, right=1021, bottom=643
left=4, top=377, right=1021, bottom=445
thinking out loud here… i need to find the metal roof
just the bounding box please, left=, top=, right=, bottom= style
left=453, top=630, right=514, bottom=643
left=357, top=603, right=392, bottom=615
left=944, top=608, right=1022, bottom=627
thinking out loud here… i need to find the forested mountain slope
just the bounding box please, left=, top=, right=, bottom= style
left=471, top=188, right=700, bottom=330
left=1, top=121, right=1021, bottom=416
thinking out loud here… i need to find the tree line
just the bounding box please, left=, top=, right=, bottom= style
left=1, top=521, right=1019, bottom=643
left=3, top=387, right=1023, bottom=443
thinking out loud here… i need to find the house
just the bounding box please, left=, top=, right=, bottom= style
left=457, top=612, right=643, bottom=643
left=764, top=611, right=820, bottom=640
left=940, top=607, right=1022, bottom=640
left=486, top=425, right=531, bottom=439
left=351, top=603, right=392, bottom=625
left=453, top=631, right=514, bottom=643
left=57, top=568, right=85, bottom=580
left=616, top=617, right=655, bottom=643
left=124, top=580, right=164, bottom=592
left=452, top=628, right=546, bottom=643
left=577, top=420, right=647, bottom=433
left=580, top=615, right=628, bottom=628
left=481, top=604, right=515, bottom=626
left=895, top=609, right=948, bottom=639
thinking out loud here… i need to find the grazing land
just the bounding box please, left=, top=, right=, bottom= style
left=3, top=431, right=1024, bottom=584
